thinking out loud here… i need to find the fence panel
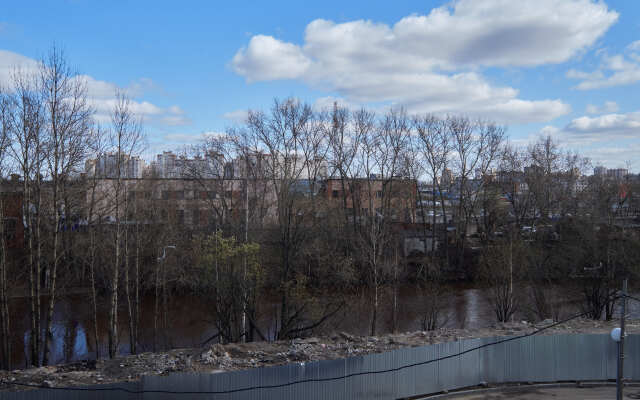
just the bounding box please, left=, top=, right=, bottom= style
left=3, top=334, right=637, bottom=400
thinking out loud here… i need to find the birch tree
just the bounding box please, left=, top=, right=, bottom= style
left=40, top=47, right=93, bottom=365
left=104, top=92, right=144, bottom=358
left=7, top=68, right=46, bottom=366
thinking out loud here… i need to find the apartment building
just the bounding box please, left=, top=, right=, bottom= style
left=88, top=177, right=278, bottom=228
left=323, top=176, right=417, bottom=222
left=85, top=153, right=146, bottom=179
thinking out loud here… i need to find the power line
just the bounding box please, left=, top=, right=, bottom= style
left=0, top=308, right=594, bottom=396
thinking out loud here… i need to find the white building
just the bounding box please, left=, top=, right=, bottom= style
left=86, top=153, right=146, bottom=179
left=150, top=151, right=225, bottom=178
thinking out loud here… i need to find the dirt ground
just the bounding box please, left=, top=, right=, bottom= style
left=1, top=318, right=638, bottom=391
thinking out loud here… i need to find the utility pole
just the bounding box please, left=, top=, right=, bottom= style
left=617, top=278, right=627, bottom=400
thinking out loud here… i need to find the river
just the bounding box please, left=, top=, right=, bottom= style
left=2, top=284, right=592, bottom=369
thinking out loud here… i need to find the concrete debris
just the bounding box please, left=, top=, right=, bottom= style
left=1, top=318, right=637, bottom=391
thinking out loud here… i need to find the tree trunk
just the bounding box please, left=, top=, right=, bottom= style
left=89, top=231, right=100, bottom=360
left=109, top=180, right=121, bottom=358
left=370, top=269, right=378, bottom=336
left=0, top=198, right=11, bottom=370
left=42, top=183, right=61, bottom=366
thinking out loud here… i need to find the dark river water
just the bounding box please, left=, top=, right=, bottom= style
left=3, top=284, right=619, bottom=369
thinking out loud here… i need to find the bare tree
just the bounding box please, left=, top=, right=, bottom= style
left=498, top=143, right=534, bottom=229
left=0, top=87, right=13, bottom=369
left=449, top=117, right=504, bottom=275
left=39, top=46, right=94, bottom=365
left=413, top=115, right=450, bottom=266
left=479, top=237, right=524, bottom=322
left=352, top=108, right=411, bottom=335
left=243, top=98, right=343, bottom=340
left=106, top=92, right=144, bottom=358
left=7, top=67, right=46, bottom=366
left=81, top=124, right=109, bottom=359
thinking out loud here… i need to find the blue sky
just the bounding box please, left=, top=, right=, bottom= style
left=1, top=0, right=639, bottom=170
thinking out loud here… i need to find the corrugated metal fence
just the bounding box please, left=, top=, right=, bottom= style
left=2, top=334, right=637, bottom=400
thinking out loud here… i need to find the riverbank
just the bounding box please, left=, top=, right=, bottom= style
left=1, top=318, right=637, bottom=391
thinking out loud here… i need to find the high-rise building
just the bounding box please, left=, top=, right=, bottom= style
left=441, top=168, right=453, bottom=185
left=607, top=168, right=628, bottom=180
left=87, top=153, right=146, bottom=178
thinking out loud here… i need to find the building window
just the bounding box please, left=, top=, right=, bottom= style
left=192, top=209, right=200, bottom=225
left=161, top=191, right=169, bottom=200
left=144, top=191, right=151, bottom=199
left=161, top=209, right=168, bottom=220
left=3, top=218, right=16, bottom=241
left=128, top=191, right=136, bottom=201
left=207, top=191, right=217, bottom=199
left=177, top=209, right=185, bottom=224
left=175, top=190, right=185, bottom=200
left=376, top=190, right=383, bottom=198
left=225, top=190, right=232, bottom=199
left=332, top=190, right=339, bottom=198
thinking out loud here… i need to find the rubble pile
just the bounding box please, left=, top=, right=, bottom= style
left=2, top=318, right=637, bottom=391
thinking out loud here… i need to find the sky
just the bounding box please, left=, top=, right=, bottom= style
left=1, top=0, right=639, bottom=170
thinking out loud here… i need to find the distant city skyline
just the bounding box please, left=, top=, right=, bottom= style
left=1, top=0, right=638, bottom=169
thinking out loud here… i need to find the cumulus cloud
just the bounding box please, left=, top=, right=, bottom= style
left=568, top=41, right=640, bottom=90
left=0, top=49, right=190, bottom=127
left=535, top=110, right=640, bottom=169
left=222, top=109, right=249, bottom=124
left=232, top=35, right=311, bottom=82
left=540, top=110, right=640, bottom=147
left=565, top=112, right=640, bottom=138
left=586, top=101, right=619, bottom=114
left=231, top=0, right=615, bottom=124
left=0, top=49, right=39, bottom=85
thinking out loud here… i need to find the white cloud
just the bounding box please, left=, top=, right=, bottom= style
left=580, top=144, right=640, bottom=170
left=89, top=97, right=189, bottom=126
left=222, top=109, right=249, bottom=124
left=232, top=0, right=615, bottom=123
left=162, top=131, right=226, bottom=144
left=540, top=110, right=640, bottom=146
left=628, top=40, right=640, bottom=52
left=0, top=49, right=190, bottom=127
left=0, top=49, right=39, bottom=86
left=568, top=41, right=640, bottom=90
left=232, top=35, right=311, bottom=82
left=535, top=110, right=640, bottom=170
left=566, top=112, right=640, bottom=138
left=586, top=101, right=619, bottom=114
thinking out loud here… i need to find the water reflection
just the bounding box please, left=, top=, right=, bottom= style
left=4, top=285, right=609, bottom=369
